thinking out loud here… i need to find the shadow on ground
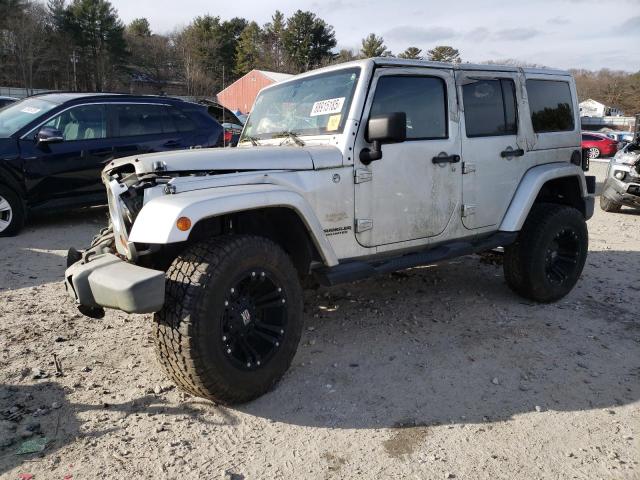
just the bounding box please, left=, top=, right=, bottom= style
left=0, top=382, right=237, bottom=476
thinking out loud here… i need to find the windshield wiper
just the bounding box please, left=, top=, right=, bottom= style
left=274, top=131, right=305, bottom=146
left=239, top=135, right=260, bottom=146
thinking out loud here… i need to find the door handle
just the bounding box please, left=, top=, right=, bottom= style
left=500, top=148, right=525, bottom=158
left=432, top=153, right=461, bottom=164
left=164, top=140, right=181, bottom=147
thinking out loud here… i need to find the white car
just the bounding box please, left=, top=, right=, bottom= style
left=65, top=58, right=596, bottom=404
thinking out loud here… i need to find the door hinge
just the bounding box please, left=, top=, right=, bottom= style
left=461, top=204, right=476, bottom=217
left=355, top=218, right=373, bottom=233
left=462, top=162, right=476, bottom=174
left=354, top=169, right=373, bottom=184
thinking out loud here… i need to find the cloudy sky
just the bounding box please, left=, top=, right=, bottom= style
left=112, top=0, right=640, bottom=71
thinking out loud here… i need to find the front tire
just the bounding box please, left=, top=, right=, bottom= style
left=0, top=186, right=25, bottom=237
left=599, top=195, right=621, bottom=213
left=153, top=235, right=303, bottom=404
left=503, top=204, right=588, bottom=303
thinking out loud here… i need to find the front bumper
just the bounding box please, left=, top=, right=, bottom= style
left=65, top=253, right=165, bottom=314
left=602, top=163, right=640, bottom=208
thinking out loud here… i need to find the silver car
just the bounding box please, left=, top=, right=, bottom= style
left=601, top=140, right=640, bottom=212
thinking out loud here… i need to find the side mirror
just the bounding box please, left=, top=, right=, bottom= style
left=360, top=112, right=406, bottom=164
left=36, top=127, right=64, bottom=145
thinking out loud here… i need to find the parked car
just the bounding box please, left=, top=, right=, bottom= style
left=0, top=96, right=18, bottom=108
left=581, top=132, right=618, bottom=159
left=0, top=93, right=224, bottom=236
left=65, top=58, right=595, bottom=404
left=196, top=99, right=244, bottom=146
left=600, top=118, right=640, bottom=212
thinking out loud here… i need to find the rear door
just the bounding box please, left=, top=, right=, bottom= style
left=107, top=103, right=188, bottom=159
left=457, top=71, right=533, bottom=230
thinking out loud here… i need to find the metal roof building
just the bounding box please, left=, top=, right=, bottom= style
left=216, top=69, right=292, bottom=114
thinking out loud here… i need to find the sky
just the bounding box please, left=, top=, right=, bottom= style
left=111, top=0, right=640, bottom=71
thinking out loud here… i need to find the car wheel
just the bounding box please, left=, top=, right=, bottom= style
left=503, top=203, right=588, bottom=303
left=0, top=186, right=25, bottom=237
left=587, top=147, right=600, bottom=159
left=153, top=235, right=303, bottom=404
left=599, top=195, right=622, bottom=213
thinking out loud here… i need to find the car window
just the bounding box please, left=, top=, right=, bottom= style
left=526, top=80, right=574, bottom=133
left=370, top=75, right=447, bottom=140
left=462, top=79, right=517, bottom=137
left=168, top=107, right=197, bottom=133
left=111, top=104, right=176, bottom=137
left=43, top=104, right=107, bottom=141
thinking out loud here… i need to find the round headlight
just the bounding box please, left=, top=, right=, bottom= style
left=614, top=171, right=625, bottom=180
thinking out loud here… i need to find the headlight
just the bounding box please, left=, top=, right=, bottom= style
left=614, top=170, right=626, bottom=180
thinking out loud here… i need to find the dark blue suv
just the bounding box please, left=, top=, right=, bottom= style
left=0, top=93, right=224, bottom=236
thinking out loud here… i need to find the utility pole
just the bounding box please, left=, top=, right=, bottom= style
left=70, top=51, right=78, bottom=91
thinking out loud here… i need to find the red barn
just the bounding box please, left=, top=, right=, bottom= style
left=217, top=70, right=292, bottom=115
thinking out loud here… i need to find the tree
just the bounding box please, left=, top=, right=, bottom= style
left=283, top=10, right=336, bottom=73
left=427, top=45, right=461, bottom=63
left=127, top=17, right=151, bottom=37
left=235, top=22, right=263, bottom=77
left=263, top=10, right=286, bottom=71
left=332, top=48, right=357, bottom=65
left=360, top=33, right=390, bottom=58
left=398, top=47, right=422, bottom=60
left=8, top=2, right=49, bottom=92
left=65, top=0, right=127, bottom=91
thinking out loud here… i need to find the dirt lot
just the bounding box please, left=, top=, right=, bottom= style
left=0, top=162, right=638, bottom=480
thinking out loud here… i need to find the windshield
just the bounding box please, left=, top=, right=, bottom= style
left=0, top=97, right=59, bottom=138
left=241, top=67, right=360, bottom=142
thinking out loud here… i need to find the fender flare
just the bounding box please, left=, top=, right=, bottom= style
left=129, top=184, right=339, bottom=266
left=499, top=163, right=591, bottom=232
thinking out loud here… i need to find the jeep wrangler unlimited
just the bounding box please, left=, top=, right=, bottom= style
left=65, top=58, right=595, bottom=404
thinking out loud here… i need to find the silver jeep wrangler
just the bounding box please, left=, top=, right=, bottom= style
left=65, top=58, right=595, bottom=404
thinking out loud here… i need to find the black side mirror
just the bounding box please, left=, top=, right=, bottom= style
left=360, top=112, right=406, bottom=165
left=36, top=127, right=64, bottom=145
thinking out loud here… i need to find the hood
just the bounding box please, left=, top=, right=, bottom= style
left=105, top=145, right=344, bottom=176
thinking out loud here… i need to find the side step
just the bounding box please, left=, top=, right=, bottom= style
left=314, top=231, right=517, bottom=286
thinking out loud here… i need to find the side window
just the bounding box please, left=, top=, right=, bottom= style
left=112, top=104, right=174, bottom=137
left=370, top=76, right=447, bottom=140
left=462, top=79, right=517, bottom=137
left=43, top=104, right=106, bottom=141
left=526, top=80, right=574, bottom=133
left=168, top=107, right=197, bottom=133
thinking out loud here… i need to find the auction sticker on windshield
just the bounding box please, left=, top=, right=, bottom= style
left=310, top=97, right=345, bottom=117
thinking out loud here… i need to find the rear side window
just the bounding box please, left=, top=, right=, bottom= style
left=168, top=107, right=197, bottom=133
left=526, top=80, right=574, bottom=133
left=370, top=76, right=447, bottom=140
left=462, top=79, right=517, bottom=137
left=111, top=104, right=175, bottom=137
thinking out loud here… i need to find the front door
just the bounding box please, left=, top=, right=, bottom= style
left=457, top=71, right=532, bottom=229
left=20, top=103, right=111, bottom=206
left=354, top=67, right=461, bottom=247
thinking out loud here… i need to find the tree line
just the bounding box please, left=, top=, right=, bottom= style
left=0, top=0, right=638, bottom=115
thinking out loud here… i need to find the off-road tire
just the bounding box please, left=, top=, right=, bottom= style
left=0, top=185, right=25, bottom=237
left=599, top=195, right=621, bottom=213
left=153, top=235, right=303, bottom=404
left=503, top=203, right=588, bottom=303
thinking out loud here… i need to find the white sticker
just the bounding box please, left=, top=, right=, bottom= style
left=310, top=97, right=345, bottom=117
left=20, top=107, right=41, bottom=114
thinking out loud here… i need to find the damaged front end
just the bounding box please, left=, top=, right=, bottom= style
left=603, top=141, right=640, bottom=209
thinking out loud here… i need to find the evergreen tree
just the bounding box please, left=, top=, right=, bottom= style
left=427, top=45, right=461, bottom=63
left=398, top=47, right=423, bottom=60
left=283, top=10, right=336, bottom=73
left=235, top=22, right=263, bottom=77
left=360, top=33, right=391, bottom=58
left=263, top=10, right=286, bottom=71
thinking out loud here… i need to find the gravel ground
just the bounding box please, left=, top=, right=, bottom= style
left=0, top=162, right=638, bottom=479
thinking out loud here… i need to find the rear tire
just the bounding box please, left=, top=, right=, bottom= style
left=153, top=235, right=303, bottom=404
left=503, top=203, right=588, bottom=303
left=0, top=185, right=25, bottom=237
left=599, top=195, right=621, bottom=213
left=587, top=147, right=600, bottom=159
